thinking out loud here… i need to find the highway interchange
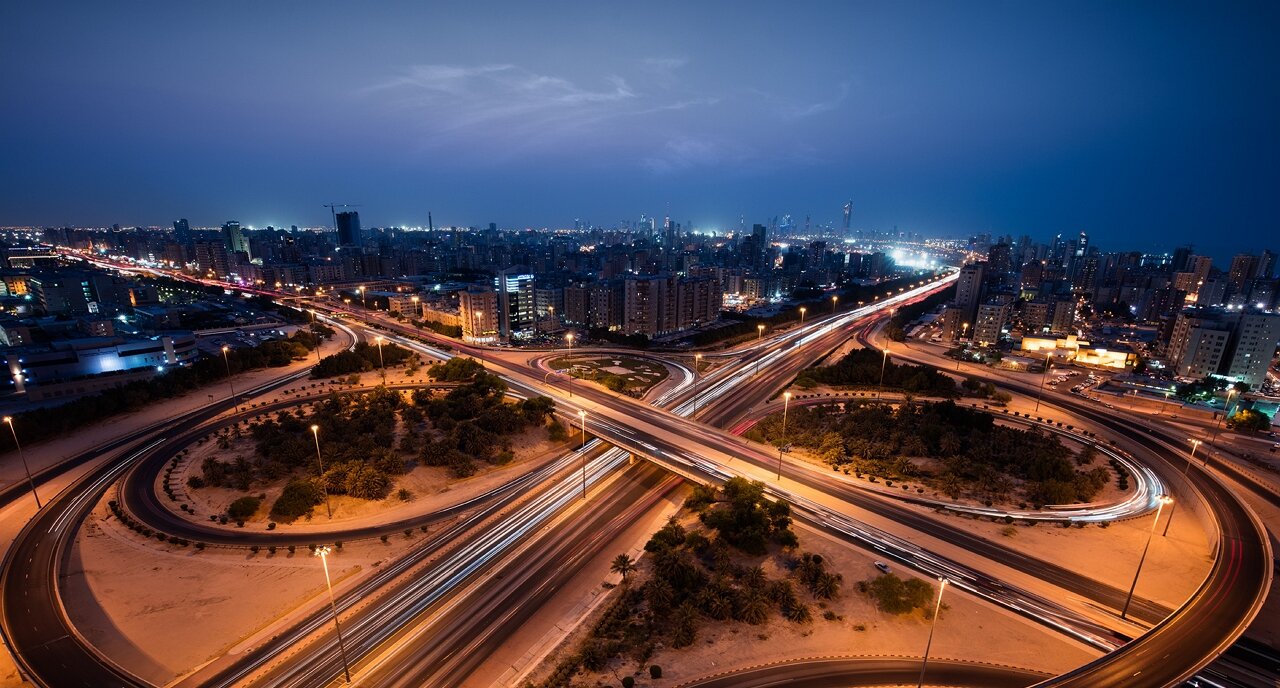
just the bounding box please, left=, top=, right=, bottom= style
left=0, top=264, right=1275, bottom=688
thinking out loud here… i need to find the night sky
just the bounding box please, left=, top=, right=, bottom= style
left=2, top=1, right=1276, bottom=261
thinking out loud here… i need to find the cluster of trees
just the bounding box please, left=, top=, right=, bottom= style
left=0, top=329, right=325, bottom=452
left=859, top=573, right=939, bottom=615
left=1176, top=376, right=1247, bottom=401
left=193, top=388, right=409, bottom=520
left=794, top=348, right=957, bottom=397
left=693, top=478, right=798, bottom=554
left=415, top=371, right=556, bottom=477
left=311, top=340, right=414, bottom=379
left=747, top=400, right=1110, bottom=506
left=409, top=318, right=463, bottom=338
left=544, top=489, right=827, bottom=683
left=1229, top=408, right=1273, bottom=432
left=427, top=357, right=484, bottom=381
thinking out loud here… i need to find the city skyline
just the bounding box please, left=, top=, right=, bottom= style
left=3, top=1, right=1278, bottom=261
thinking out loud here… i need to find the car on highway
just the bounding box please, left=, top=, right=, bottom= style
left=874, top=561, right=891, bottom=574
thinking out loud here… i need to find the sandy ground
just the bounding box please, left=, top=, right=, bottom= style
left=164, top=421, right=567, bottom=534
left=525, top=522, right=1100, bottom=688
left=61, top=495, right=431, bottom=686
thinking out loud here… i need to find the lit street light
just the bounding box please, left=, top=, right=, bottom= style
left=220, top=346, right=240, bottom=413
left=1210, top=389, right=1238, bottom=448
left=1122, top=495, right=1172, bottom=619
left=310, top=425, right=333, bottom=519
left=578, top=410, right=588, bottom=499
left=917, top=577, right=950, bottom=688
left=3, top=416, right=41, bottom=509
left=1164, top=440, right=1202, bottom=537
left=565, top=332, right=575, bottom=398
left=799, top=306, right=806, bottom=326
left=314, top=545, right=353, bottom=684
left=757, top=323, right=765, bottom=340
left=308, top=309, right=323, bottom=364
left=357, top=285, right=366, bottom=309
left=693, top=353, right=704, bottom=415
left=831, top=294, right=838, bottom=314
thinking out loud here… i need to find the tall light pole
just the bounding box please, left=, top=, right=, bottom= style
left=916, top=577, right=950, bottom=688
left=220, top=346, right=239, bottom=413
left=757, top=323, right=765, bottom=341
left=777, top=392, right=791, bottom=480
left=831, top=295, right=838, bottom=314
left=799, top=306, right=807, bottom=326
left=1034, top=351, right=1052, bottom=413
left=1211, top=389, right=1238, bottom=448
left=357, top=285, right=366, bottom=309
left=309, top=310, right=323, bottom=364
left=1122, top=495, right=1172, bottom=619
left=565, top=332, right=575, bottom=398
left=1159, top=390, right=1171, bottom=416
left=693, top=353, right=703, bottom=415
left=877, top=346, right=890, bottom=399
left=310, top=425, right=333, bottom=519
left=578, top=410, right=588, bottom=499
left=375, top=336, right=386, bottom=385
left=3, top=416, right=41, bottom=509
left=314, top=546, right=352, bottom=684
left=1164, top=439, right=1203, bottom=537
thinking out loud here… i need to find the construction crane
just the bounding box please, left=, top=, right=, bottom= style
left=323, top=203, right=361, bottom=230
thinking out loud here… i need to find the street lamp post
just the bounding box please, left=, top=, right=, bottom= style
left=777, top=392, right=791, bottom=480
left=314, top=546, right=353, bottom=684
left=578, top=410, right=588, bottom=499
left=375, top=336, right=386, bottom=385
left=916, top=577, right=949, bottom=688
left=1210, top=389, right=1238, bottom=448
left=799, top=306, right=806, bottom=326
left=1122, top=495, right=1172, bottom=619
left=310, top=425, right=333, bottom=519
left=309, top=310, right=323, bottom=364
left=1034, top=351, right=1053, bottom=413
left=877, top=346, right=890, bottom=399
left=357, top=286, right=366, bottom=309
left=3, top=416, right=42, bottom=509
left=757, top=323, right=765, bottom=341
left=831, top=295, right=838, bottom=314
left=565, top=333, right=575, bottom=398
left=693, top=353, right=703, bottom=415
left=220, top=346, right=240, bottom=413
left=1164, top=440, right=1202, bottom=537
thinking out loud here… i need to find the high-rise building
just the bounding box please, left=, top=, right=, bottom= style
left=194, top=241, right=231, bottom=279
left=973, top=301, right=1011, bottom=348
left=1165, top=308, right=1280, bottom=389
left=953, top=263, right=986, bottom=321
left=495, top=267, right=535, bottom=340
left=1224, top=312, right=1280, bottom=389
left=336, top=211, right=362, bottom=247
left=1228, top=253, right=1260, bottom=296
left=459, top=287, right=499, bottom=342
left=172, top=218, right=190, bottom=246
left=221, top=221, right=249, bottom=259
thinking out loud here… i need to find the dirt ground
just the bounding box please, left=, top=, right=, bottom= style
left=528, top=522, right=1100, bottom=688
left=60, top=496, right=429, bottom=686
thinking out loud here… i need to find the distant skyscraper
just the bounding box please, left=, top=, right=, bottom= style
left=336, top=211, right=362, bottom=247
left=221, top=221, right=249, bottom=259
left=172, top=218, right=190, bottom=245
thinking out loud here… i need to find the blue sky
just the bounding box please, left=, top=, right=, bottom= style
left=2, top=1, right=1276, bottom=261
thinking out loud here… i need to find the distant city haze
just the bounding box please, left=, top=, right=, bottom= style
left=2, top=1, right=1276, bottom=262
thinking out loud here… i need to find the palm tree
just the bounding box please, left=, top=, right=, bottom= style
left=610, top=553, right=636, bottom=582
